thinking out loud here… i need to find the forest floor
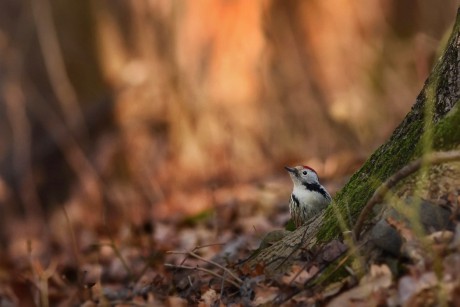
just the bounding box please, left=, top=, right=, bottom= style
left=1, top=162, right=460, bottom=306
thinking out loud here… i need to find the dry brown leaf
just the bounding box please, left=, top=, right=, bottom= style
left=427, top=230, right=453, bottom=245
left=167, top=296, right=188, bottom=307
left=398, top=272, right=438, bottom=305
left=328, top=264, right=392, bottom=307
left=239, top=262, right=266, bottom=277
left=386, top=216, right=414, bottom=242
left=252, top=284, right=279, bottom=305
left=200, top=288, right=219, bottom=306
left=282, top=264, right=318, bottom=286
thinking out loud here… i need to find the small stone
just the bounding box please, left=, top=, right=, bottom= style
left=370, top=219, right=402, bottom=256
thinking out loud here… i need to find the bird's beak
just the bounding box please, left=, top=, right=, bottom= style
left=284, top=166, right=296, bottom=174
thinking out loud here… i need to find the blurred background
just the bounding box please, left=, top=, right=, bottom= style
left=0, top=0, right=459, bottom=248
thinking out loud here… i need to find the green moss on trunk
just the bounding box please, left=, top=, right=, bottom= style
left=316, top=11, right=460, bottom=241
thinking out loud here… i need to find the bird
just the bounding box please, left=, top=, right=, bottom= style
left=285, top=165, right=332, bottom=228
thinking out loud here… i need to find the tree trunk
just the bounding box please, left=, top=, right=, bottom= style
left=245, top=8, right=460, bottom=275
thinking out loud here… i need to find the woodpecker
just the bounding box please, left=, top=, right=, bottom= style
left=285, top=165, right=332, bottom=228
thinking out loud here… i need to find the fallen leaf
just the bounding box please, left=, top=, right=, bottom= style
left=282, top=264, right=318, bottom=286
left=328, top=264, right=392, bottom=307
left=398, top=271, right=437, bottom=305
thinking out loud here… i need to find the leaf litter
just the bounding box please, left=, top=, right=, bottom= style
left=1, top=162, right=460, bottom=306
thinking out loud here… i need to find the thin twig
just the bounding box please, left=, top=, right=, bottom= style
left=272, top=214, right=318, bottom=271
left=106, top=300, right=152, bottom=307
left=353, top=150, right=460, bottom=241
left=61, top=206, right=83, bottom=290
left=167, top=250, right=243, bottom=284
left=288, top=258, right=314, bottom=286
left=164, top=264, right=242, bottom=288
left=274, top=245, right=352, bottom=305
left=110, top=241, right=134, bottom=279
left=272, top=228, right=309, bottom=271
left=220, top=271, right=227, bottom=299
left=193, top=243, right=226, bottom=250
left=98, top=241, right=133, bottom=279
left=177, top=243, right=224, bottom=267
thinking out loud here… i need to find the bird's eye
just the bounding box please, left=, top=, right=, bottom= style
left=302, top=171, right=307, bottom=175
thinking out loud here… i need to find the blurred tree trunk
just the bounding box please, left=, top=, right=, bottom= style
left=0, top=0, right=111, bottom=216
left=0, top=0, right=458, bottom=223
left=245, top=8, right=460, bottom=275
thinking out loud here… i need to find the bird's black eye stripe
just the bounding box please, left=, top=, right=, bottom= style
left=302, top=171, right=307, bottom=175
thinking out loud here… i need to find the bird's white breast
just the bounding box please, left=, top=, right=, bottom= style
left=292, top=185, right=329, bottom=207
